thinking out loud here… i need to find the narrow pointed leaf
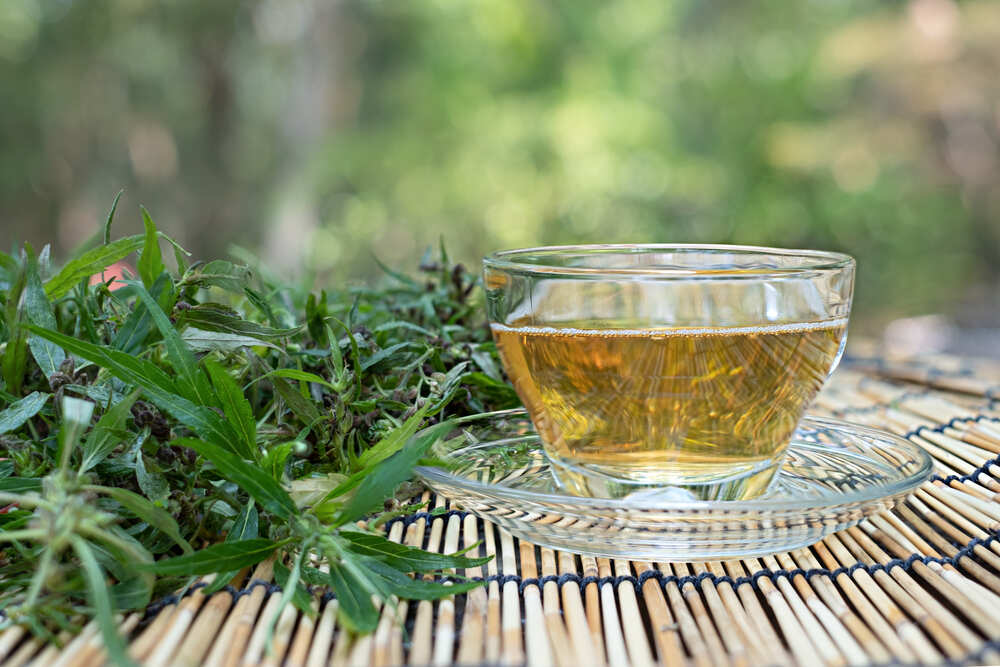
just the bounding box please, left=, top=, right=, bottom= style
left=204, top=358, right=256, bottom=459
left=45, top=235, right=144, bottom=298
left=90, top=486, right=192, bottom=553
left=80, top=389, right=140, bottom=472
left=203, top=502, right=258, bottom=595
left=141, top=538, right=278, bottom=575
left=72, top=537, right=137, bottom=667
left=23, top=257, right=65, bottom=377
left=176, top=438, right=295, bottom=519
left=0, top=391, right=49, bottom=434
left=137, top=207, right=164, bottom=288
left=129, top=282, right=215, bottom=407
left=341, top=531, right=490, bottom=571
left=328, top=560, right=379, bottom=634
left=335, top=420, right=454, bottom=526
left=361, top=558, right=485, bottom=600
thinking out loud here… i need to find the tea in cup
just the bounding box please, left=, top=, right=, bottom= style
left=483, top=245, right=854, bottom=500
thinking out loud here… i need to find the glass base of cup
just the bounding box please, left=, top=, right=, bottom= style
left=547, top=454, right=784, bottom=501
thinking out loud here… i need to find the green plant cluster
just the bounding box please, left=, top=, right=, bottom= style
left=0, top=196, right=519, bottom=664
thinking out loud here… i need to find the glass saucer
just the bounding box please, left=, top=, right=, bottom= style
left=415, top=409, right=933, bottom=561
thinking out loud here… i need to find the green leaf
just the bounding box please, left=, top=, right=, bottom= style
left=0, top=391, right=49, bottom=434
left=273, top=560, right=314, bottom=615
left=361, top=342, right=416, bottom=372
left=112, top=271, right=174, bottom=355
left=102, top=190, right=123, bottom=245
left=357, top=404, right=429, bottom=469
left=137, top=207, right=164, bottom=288
left=328, top=559, right=379, bottom=634
left=179, top=260, right=252, bottom=293
left=176, top=438, right=296, bottom=519
left=177, top=304, right=300, bottom=340
left=129, top=282, right=215, bottom=408
left=203, top=359, right=256, bottom=459
left=23, top=255, right=65, bottom=378
left=180, top=328, right=279, bottom=353
left=135, top=453, right=169, bottom=505
left=270, top=375, right=321, bottom=426
left=361, top=557, right=485, bottom=600
left=335, top=420, right=454, bottom=526
left=0, top=477, right=41, bottom=493
left=142, top=539, right=279, bottom=576
left=264, top=442, right=293, bottom=483
left=341, top=531, right=490, bottom=572
left=262, top=368, right=338, bottom=392
left=45, top=235, right=144, bottom=299
left=25, top=325, right=242, bottom=453
left=25, top=324, right=178, bottom=396
left=71, top=536, right=137, bottom=667
left=203, top=502, right=258, bottom=595
left=58, top=396, right=95, bottom=471
left=90, top=486, right=192, bottom=554
left=80, top=389, right=140, bottom=472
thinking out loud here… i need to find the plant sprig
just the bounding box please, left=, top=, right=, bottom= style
left=0, top=198, right=520, bottom=657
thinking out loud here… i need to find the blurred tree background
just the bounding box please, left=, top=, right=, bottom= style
left=2, top=0, right=999, bottom=334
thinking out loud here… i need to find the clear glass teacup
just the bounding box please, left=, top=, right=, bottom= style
left=483, top=244, right=855, bottom=501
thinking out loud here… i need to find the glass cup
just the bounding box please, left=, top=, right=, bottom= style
left=483, top=244, right=855, bottom=501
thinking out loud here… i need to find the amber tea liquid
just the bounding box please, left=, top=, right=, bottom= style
left=492, top=320, right=847, bottom=498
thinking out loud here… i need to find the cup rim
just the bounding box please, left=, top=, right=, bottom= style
left=483, top=243, right=854, bottom=280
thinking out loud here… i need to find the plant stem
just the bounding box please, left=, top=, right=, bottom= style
left=23, top=546, right=55, bottom=610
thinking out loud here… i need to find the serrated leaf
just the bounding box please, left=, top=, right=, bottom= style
left=328, top=559, right=379, bottom=634
left=361, top=558, right=485, bottom=600
left=45, top=235, right=144, bottom=299
left=0, top=391, right=49, bottom=434
left=142, top=538, right=278, bottom=575
left=179, top=260, right=252, bottom=293
left=270, top=375, right=321, bottom=425
left=137, top=207, right=164, bottom=289
left=79, top=389, right=140, bottom=472
left=177, top=304, right=300, bottom=340
left=25, top=325, right=242, bottom=453
left=176, top=438, right=296, bottom=519
left=334, top=420, right=454, bottom=526
left=129, top=282, right=215, bottom=408
left=90, top=486, right=192, bottom=553
left=25, top=324, right=178, bottom=396
left=341, top=531, right=490, bottom=572
left=112, top=271, right=174, bottom=355
left=357, top=404, right=429, bottom=469
left=180, top=328, right=279, bottom=353
left=203, top=358, right=256, bottom=459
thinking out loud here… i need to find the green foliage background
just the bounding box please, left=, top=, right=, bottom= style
left=2, top=0, right=999, bottom=328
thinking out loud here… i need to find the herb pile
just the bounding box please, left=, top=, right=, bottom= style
left=0, top=195, right=519, bottom=663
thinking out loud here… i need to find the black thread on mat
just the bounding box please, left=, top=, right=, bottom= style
left=382, top=509, right=471, bottom=531
left=140, top=531, right=1000, bottom=619
left=931, top=450, right=1000, bottom=486
left=902, top=414, right=999, bottom=441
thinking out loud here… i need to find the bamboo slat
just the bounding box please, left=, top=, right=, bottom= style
left=5, top=350, right=1000, bottom=666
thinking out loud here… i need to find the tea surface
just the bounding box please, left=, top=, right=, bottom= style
left=492, top=320, right=846, bottom=485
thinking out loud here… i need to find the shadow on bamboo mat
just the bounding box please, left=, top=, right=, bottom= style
left=6, top=350, right=1000, bottom=666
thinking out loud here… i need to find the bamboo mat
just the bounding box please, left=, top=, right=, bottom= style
left=8, top=349, right=1000, bottom=666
